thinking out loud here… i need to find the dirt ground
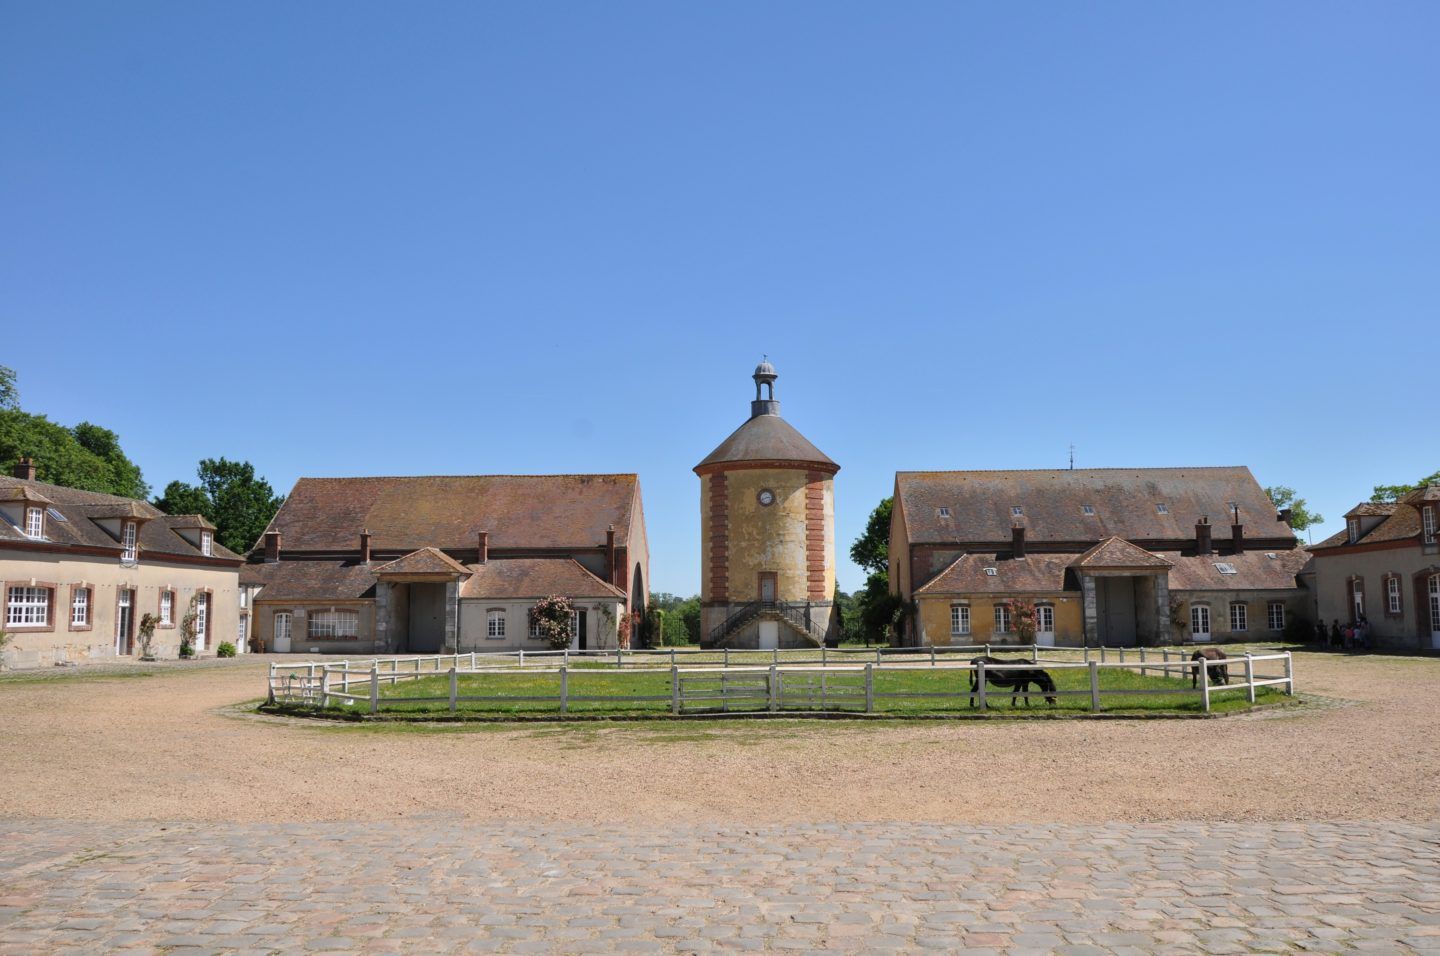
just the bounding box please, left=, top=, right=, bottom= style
left=1, top=650, right=1437, bottom=824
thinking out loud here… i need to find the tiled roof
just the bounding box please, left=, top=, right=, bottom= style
left=0, top=476, right=240, bottom=562
left=695, top=414, right=837, bottom=472
left=1402, top=485, right=1440, bottom=504
left=1071, top=537, right=1174, bottom=570
left=896, top=467, right=1293, bottom=546
left=1344, top=502, right=1397, bottom=518
left=915, top=553, right=1074, bottom=595
left=242, top=560, right=377, bottom=601
left=1313, top=503, right=1426, bottom=550
left=373, top=548, right=473, bottom=577
left=0, top=485, right=53, bottom=504
left=1162, top=548, right=1311, bottom=591
left=257, top=474, right=640, bottom=553
left=167, top=514, right=217, bottom=530
left=460, top=558, right=625, bottom=600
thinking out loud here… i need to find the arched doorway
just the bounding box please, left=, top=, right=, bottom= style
left=631, top=563, right=645, bottom=619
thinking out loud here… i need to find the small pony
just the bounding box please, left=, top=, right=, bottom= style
left=969, top=656, right=1058, bottom=707
left=1190, top=647, right=1229, bottom=688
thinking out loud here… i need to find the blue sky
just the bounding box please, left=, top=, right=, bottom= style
left=3, top=2, right=1436, bottom=594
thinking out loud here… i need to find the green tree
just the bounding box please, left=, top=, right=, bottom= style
left=0, top=365, right=17, bottom=410
left=0, top=410, right=149, bottom=498
left=1371, top=470, right=1440, bottom=503
left=849, top=496, right=892, bottom=575
left=1264, top=486, right=1324, bottom=533
left=154, top=458, right=285, bottom=554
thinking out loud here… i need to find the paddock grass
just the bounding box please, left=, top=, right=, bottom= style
left=326, top=662, right=1285, bottom=717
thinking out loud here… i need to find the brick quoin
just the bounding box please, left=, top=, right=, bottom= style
left=805, top=471, right=827, bottom=600
left=710, top=473, right=730, bottom=601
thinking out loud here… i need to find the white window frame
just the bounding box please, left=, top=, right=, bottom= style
left=1267, top=601, right=1285, bottom=631
left=950, top=604, right=970, bottom=636
left=23, top=506, right=44, bottom=539
left=1035, top=605, right=1055, bottom=634
left=1081, top=505, right=1095, bottom=516
left=1348, top=518, right=1360, bottom=543
left=160, top=590, right=173, bottom=626
left=937, top=507, right=950, bottom=518
left=121, top=521, right=138, bottom=563
left=237, top=615, right=248, bottom=648
left=194, top=591, right=209, bottom=648
left=1229, top=602, right=1248, bottom=632
left=6, top=586, right=50, bottom=627
left=529, top=611, right=543, bottom=639
left=1387, top=576, right=1402, bottom=615
left=274, top=611, right=292, bottom=646
left=71, top=588, right=90, bottom=626
left=307, top=608, right=358, bottom=640
left=1010, top=506, right=1023, bottom=517
left=1155, top=503, right=1169, bottom=514
left=201, top=531, right=213, bottom=557
left=1425, top=506, right=1436, bottom=544
left=570, top=609, right=580, bottom=640
left=487, top=609, right=506, bottom=639
left=1191, top=604, right=1211, bottom=638
left=994, top=604, right=1011, bottom=634
left=1352, top=579, right=1365, bottom=620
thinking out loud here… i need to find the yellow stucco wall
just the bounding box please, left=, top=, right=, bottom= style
left=702, top=468, right=834, bottom=604
left=916, top=594, right=1084, bottom=646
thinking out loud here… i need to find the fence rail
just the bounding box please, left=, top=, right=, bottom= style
left=267, top=646, right=1295, bottom=717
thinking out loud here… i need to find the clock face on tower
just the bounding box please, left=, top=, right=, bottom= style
left=757, top=489, right=776, bottom=507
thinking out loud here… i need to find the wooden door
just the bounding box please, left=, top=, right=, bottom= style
left=759, top=572, right=777, bottom=604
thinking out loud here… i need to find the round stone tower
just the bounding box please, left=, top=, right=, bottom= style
left=695, top=361, right=840, bottom=648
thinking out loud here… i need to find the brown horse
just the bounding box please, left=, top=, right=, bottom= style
left=1190, top=648, right=1229, bottom=688
left=969, top=656, right=1058, bottom=706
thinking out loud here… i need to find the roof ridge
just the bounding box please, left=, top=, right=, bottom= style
left=293, top=473, right=639, bottom=481
left=897, top=466, right=1250, bottom=476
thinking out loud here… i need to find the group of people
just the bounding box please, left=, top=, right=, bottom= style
left=1316, top=617, right=1370, bottom=651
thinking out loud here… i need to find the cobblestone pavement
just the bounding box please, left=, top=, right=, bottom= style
left=3, top=820, right=1439, bottom=954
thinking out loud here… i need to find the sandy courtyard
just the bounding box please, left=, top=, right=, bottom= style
left=2, top=648, right=1437, bottom=825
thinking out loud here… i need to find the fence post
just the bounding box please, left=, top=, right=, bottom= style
left=768, top=664, right=778, bottom=713
left=471, top=651, right=476, bottom=669
left=449, top=666, right=457, bottom=714
left=822, top=645, right=828, bottom=668
left=931, top=644, right=936, bottom=667
left=1139, top=646, right=1147, bottom=677
left=876, top=646, right=882, bottom=666
left=773, top=647, right=779, bottom=666
left=670, top=665, right=680, bottom=715
left=985, top=643, right=991, bottom=658
left=559, top=665, right=569, bottom=714
left=1283, top=652, right=1294, bottom=696
left=1031, top=644, right=1038, bottom=663
left=519, top=649, right=525, bottom=669
left=671, top=647, right=676, bottom=667
left=1084, top=645, right=1091, bottom=663
left=1101, top=646, right=1107, bottom=664
left=1244, top=654, right=1255, bottom=704
left=320, top=666, right=330, bottom=708
left=864, top=663, right=874, bottom=713
left=1119, top=647, right=1126, bottom=664
left=616, top=646, right=622, bottom=669
left=268, top=662, right=276, bottom=704
left=370, top=664, right=379, bottom=714
left=1088, top=660, right=1100, bottom=712
left=563, top=648, right=568, bottom=668
left=977, top=661, right=987, bottom=712
left=1200, top=653, right=1211, bottom=712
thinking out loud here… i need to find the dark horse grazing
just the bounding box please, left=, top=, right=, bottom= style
left=969, top=656, right=1058, bottom=706
left=1190, top=648, right=1230, bottom=688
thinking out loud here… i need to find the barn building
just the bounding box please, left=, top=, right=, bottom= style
left=242, top=474, right=648, bottom=655
left=696, top=362, right=839, bottom=648
left=890, top=467, right=1311, bottom=647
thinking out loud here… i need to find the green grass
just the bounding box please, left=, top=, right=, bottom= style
left=318, top=660, right=1287, bottom=717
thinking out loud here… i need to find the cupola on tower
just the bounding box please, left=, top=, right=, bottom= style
left=694, top=361, right=840, bottom=648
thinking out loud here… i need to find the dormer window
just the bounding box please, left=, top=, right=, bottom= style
left=1011, top=506, right=1023, bottom=517
left=1081, top=505, right=1095, bottom=516
left=1214, top=562, right=1237, bottom=575
left=1347, top=518, right=1360, bottom=544
left=121, top=521, right=138, bottom=563
left=1155, top=503, right=1169, bottom=515
left=23, top=506, right=44, bottom=539
left=1425, top=506, right=1436, bottom=544
left=201, top=531, right=213, bottom=557
left=937, top=507, right=950, bottom=518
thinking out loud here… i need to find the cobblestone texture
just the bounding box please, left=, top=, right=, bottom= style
left=3, top=819, right=1439, bottom=954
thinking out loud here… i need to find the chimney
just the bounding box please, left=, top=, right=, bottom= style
left=606, top=525, right=617, bottom=582
left=1012, top=524, right=1026, bottom=559
left=477, top=531, right=489, bottom=564
left=263, top=531, right=281, bottom=563
left=12, top=457, right=36, bottom=481
left=1195, top=516, right=1212, bottom=556
left=1231, top=507, right=1245, bottom=555
left=1278, top=507, right=1294, bottom=527
left=359, top=529, right=372, bottom=563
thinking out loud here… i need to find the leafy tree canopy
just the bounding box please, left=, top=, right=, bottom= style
left=0, top=366, right=16, bottom=410
left=849, top=496, right=892, bottom=576
left=154, top=458, right=285, bottom=554
left=1263, top=486, right=1323, bottom=532
left=0, top=410, right=150, bottom=499
left=1371, top=470, right=1440, bottom=504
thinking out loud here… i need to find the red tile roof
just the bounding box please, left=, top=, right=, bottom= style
left=1161, top=548, right=1311, bottom=591
left=459, top=558, right=625, bottom=600
left=241, top=560, right=377, bottom=601
left=1071, top=537, right=1174, bottom=570
left=372, top=548, right=472, bottom=577
left=695, top=414, right=837, bottom=472
left=916, top=553, right=1074, bottom=595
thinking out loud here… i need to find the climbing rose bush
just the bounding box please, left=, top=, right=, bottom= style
left=529, top=596, right=574, bottom=650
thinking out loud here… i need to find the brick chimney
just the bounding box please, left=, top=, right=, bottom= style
left=477, top=531, right=489, bottom=564
left=606, top=525, right=617, bottom=583
left=1195, top=517, right=1212, bottom=556
left=263, top=531, right=281, bottom=563
left=1231, top=507, right=1245, bottom=555
left=1277, top=507, right=1294, bottom=527
left=12, top=457, right=36, bottom=481
left=359, top=529, right=372, bottom=563
left=1012, top=524, right=1026, bottom=559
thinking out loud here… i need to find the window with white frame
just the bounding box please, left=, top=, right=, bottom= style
left=71, top=587, right=90, bottom=626
left=570, top=609, right=580, bottom=639
left=239, top=588, right=247, bottom=609
left=238, top=616, right=248, bottom=648
left=1267, top=601, right=1285, bottom=631
left=1348, top=518, right=1360, bottom=543
left=6, top=586, right=51, bottom=627
left=529, top=611, right=542, bottom=639
left=23, top=506, right=44, bottom=539
left=1010, top=506, right=1023, bottom=517
left=1155, top=503, right=1169, bottom=514
left=1387, top=576, right=1402, bottom=615
left=1352, top=578, right=1365, bottom=619
left=937, top=507, right=950, bottom=518
left=993, top=604, right=1011, bottom=634
left=1425, top=506, right=1436, bottom=544
left=195, top=592, right=209, bottom=647
left=1229, top=602, right=1248, bottom=631
left=1081, top=505, right=1095, bottom=516
left=160, top=591, right=173, bottom=626
left=950, top=604, right=970, bottom=635
left=121, top=521, right=138, bottom=562
left=307, top=608, right=357, bottom=640
left=201, top=531, right=213, bottom=557
left=487, top=609, right=506, bottom=639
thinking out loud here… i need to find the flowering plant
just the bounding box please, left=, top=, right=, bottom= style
left=1010, top=598, right=1037, bottom=644
left=529, top=595, right=575, bottom=650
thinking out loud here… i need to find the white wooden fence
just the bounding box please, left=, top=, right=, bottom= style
left=267, top=647, right=1294, bottom=716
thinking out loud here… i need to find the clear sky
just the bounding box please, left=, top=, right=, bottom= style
left=3, top=2, right=1436, bottom=595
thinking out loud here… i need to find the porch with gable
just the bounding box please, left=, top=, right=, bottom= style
left=372, top=547, right=472, bottom=654
left=1071, top=537, right=1174, bottom=647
